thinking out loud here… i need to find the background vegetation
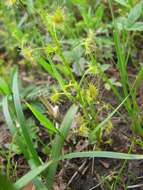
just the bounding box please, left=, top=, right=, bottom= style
left=1, top=0, right=143, bottom=189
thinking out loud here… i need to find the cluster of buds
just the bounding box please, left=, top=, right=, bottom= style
left=46, top=7, right=65, bottom=27
left=52, top=8, right=65, bottom=25
left=21, top=47, right=35, bottom=63
left=86, top=83, right=98, bottom=104
left=84, top=29, right=96, bottom=54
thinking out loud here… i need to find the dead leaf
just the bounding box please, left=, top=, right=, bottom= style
left=22, top=182, right=35, bottom=190
left=99, top=160, right=110, bottom=169
left=75, top=140, right=89, bottom=151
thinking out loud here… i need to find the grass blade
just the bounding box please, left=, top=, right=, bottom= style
left=0, top=78, right=10, bottom=95
left=46, top=104, right=78, bottom=189
left=15, top=150, right=143, bottom=189
left=47, top=53, right=66, bottom=89
left=90, top=94, right=129, bottom=141
left=62, top=151, right=143, bottom=160
left=2, top=97, right=15, bottom=135
left=2, top=96, right=30, bottom=159
left=38, top=57, right=55, bottom=78
left=12, top=70, right=41, bottom=166
left=0, top=174, right=17, bottom=190
left=113, top=31, right=131, bottom=112
left=14, top=160, right=52, bottom=190
left=26, top=102, right=60, bottom=134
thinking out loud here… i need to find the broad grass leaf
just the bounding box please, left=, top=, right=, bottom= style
left=12, top=70, right=41, bottom=166
left=0, top=78, right=10, bottom=95
left=15, top=161, right=52, bottom=189
left=15, top=150, right=143, bottom=189
left=38, top=57, right=55, bottom=78
left=2, top=96, right=30, bottom=159
left=26, top=103, right=60, bottom=134
left=46, top=104, right=78, bottom=189
left=62, top=151, right=143, bottom=160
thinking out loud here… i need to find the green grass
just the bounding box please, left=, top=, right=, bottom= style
left=1, top=0, right=143, bottom=189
